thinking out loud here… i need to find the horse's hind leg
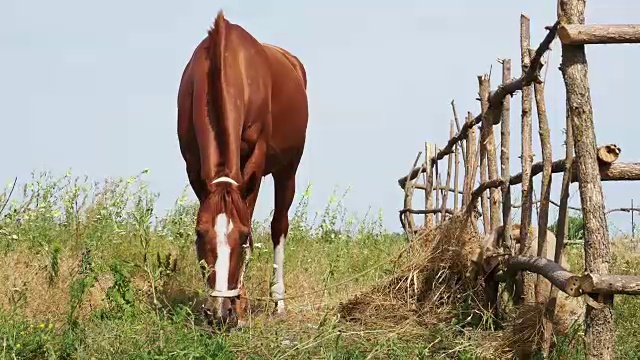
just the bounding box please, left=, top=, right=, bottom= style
left=270, top=165, right=298, bottom=315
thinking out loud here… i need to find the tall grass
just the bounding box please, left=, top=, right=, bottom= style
left=0, top=170, right=639, bottom=359
left=0, top=170, right=407, bottom=359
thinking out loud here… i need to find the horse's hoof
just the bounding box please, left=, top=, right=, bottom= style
left=237, top=318, right=250, bottom=329
left=271, top=311, right=286, bottom=321
left=271, top=301, right=286, bottom=319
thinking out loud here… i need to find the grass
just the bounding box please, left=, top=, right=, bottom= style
left=0, top=170, right=639, bottom=359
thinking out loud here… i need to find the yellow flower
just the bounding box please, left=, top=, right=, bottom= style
left=48, top=323, right=53, bottom=329
left=39, top=323, right=45, bottom=328
left=16, top=344, right=21, bottom=349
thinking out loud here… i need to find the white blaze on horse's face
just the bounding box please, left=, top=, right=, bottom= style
left=214, top=212, right=233, bottom=313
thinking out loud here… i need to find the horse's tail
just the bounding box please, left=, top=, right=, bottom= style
left=206, top=10, right=230, bottom=168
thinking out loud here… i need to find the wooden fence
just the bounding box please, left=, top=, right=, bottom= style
left=396, top=1, right=640, bottom=358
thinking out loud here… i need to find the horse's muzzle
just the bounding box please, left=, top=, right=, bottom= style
left=203, top=289, right=242, bottom=330
left=218, top=298, right=238, bottom=328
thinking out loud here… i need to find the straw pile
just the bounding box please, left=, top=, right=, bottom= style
left=338, top=213, right=486, bottom=328
left=338, top=213, right=585, bottom=358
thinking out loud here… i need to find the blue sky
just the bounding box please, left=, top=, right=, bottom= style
left=2, top=0, right=640, bottom=234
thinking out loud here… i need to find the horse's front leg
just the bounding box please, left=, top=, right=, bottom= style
left=269, top=167, right=297, bottom=316
left=235, top=140, right=266, bottom=325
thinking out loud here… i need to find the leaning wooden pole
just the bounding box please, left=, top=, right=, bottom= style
left=558, top=1, right=615, bottom=358
left=519, top=14, right=536, bottom=305
left=435, top=146, right=442, bottom=224
left=530, top=46, right=556, bottom=355
left=500, top=59, right=513, bottom=251
left=424, top=143, right=434, bottom=228
left=478, top=77, right=491, bottom=233
left=532, top=47, right=553, bottom=305
left=463, top=113, right=479, bottom=209
left=499, top=58, right=516, bottom=306
left=442, top=121, right=455, bottom=220
left=479, top=74, right=502, bottom=231
left=544, top=70, right=574, bottom=358
left=402, top=151, right=423, bottom=235
left=478, top=132, right=490, bottom=233
left=451, top=100, right=467, bottom=165
left=454, top=141, right=460, bottom=212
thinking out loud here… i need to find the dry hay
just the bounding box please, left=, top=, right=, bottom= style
left=501, top=303, right=546, bottom=358
left=338, top=213, right=487, bottom=328
left=499, top=301, right=583, bottom=359
left=338, top=213, right=587, bottom=358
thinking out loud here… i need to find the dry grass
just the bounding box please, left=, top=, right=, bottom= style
left=502, top=303, right=547, bottom=358
left=0, top=248, right=111, bottom=321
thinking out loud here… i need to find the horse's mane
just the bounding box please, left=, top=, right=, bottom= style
left=207, top=182, right=250, bottom=228
left=206, top=11, right=230, bottom=159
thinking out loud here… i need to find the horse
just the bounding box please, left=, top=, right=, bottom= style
left=176, top=10, right=309, bottom=328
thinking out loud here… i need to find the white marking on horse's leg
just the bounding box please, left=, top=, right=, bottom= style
left=271, top=235, right=286, bottom=313
left=213, top=213, right=233, bottom=316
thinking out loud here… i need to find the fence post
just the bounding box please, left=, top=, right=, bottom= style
left=519, top=14, right=536, bottom=305
left=559, top=0, right=615, bottom=358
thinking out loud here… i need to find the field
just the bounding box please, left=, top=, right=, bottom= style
left=1, top=171, right=639, bottom=359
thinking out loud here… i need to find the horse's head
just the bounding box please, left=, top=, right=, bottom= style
left=195, top=177, right=252, bottom=328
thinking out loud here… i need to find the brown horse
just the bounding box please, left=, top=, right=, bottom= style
left=177, top=10, right=309, bottom=328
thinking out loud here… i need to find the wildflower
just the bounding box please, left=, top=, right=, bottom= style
left=16, top=344, right=20, bottom=349
left=49, top=323, right=53, bottom=329
left=39, top=323, right=45, bottom=328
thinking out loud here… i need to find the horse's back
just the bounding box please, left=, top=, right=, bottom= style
left=178, top=16, right=308, bottom=177
left=263, top=44, right=308, bottom=90
left=177, top=38, right=210, bottom=165
left=260, top=44, right=309, bottom=174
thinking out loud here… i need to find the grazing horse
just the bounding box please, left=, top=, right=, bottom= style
left=177, top=10, right=309, bottom=328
